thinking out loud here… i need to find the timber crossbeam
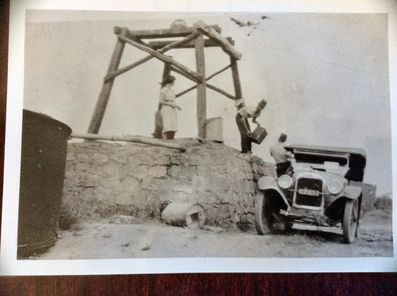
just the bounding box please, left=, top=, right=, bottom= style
left=206, top=83, right=236, bottom=100
left=118, top=35, right=203, bottom=83
left=147, top=37, right=235, bottom=50
left=105, top=31, right=199, bottom=82
left=194, top=20, right=242, bottom=60
left=169, top=66, right=201, bottom=84
left=71, top=133, right=186, bottom=151
left=176, top=64, right=232, bottom=98
left=114, top=24, right=221, bottom=39
left=87, top=21, right=243, bottom=137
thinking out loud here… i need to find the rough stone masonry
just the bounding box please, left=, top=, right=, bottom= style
left=62, top=138, right=275, bottom=231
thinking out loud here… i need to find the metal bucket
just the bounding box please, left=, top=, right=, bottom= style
left=250, top=125, right=268, bottom=144
left=17, top=110, right=72, bottom=257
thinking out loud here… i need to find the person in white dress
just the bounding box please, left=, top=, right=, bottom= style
left=158, top=75, right=181, bottom=140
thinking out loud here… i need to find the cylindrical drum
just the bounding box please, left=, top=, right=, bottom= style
left=205, top=117, right=223, bottom=143
left=161, top=203, right=206, bottom=228
left=17, top=110, right=72, bottom=257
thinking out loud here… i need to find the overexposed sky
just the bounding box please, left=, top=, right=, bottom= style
left=23, top=10, right=391, bottom=194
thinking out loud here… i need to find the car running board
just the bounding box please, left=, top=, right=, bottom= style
left=291, top=222, right=343, bottom=235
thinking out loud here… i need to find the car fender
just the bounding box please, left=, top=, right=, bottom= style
left=328, top=185, right=362, bottom=206
left=326, top=185, right=362, bottom=223
left=343, top=185, right=362, bottom=200
left=257, top=176, right=290, bottom=209
left=258, top=176, right=278, bottom=190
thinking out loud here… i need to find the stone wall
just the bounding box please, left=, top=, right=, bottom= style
left=63, top=139, right=275, bottom=230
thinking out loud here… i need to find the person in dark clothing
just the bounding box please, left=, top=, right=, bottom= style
left=235, top=99, right=267, bottom=153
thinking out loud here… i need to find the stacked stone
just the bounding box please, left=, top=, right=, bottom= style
left=63, top=139, right=274, bottom=231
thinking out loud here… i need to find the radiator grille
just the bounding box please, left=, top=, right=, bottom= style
left=295, top=177, right=323, bottom=207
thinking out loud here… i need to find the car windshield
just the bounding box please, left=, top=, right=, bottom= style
left=294, top=151, right=349, bottom=166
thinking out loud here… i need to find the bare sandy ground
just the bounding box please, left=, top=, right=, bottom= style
left=35, top=210, right=392, bottom=259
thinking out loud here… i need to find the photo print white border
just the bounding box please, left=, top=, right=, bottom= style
left=1, top=0, right=396, bottom=275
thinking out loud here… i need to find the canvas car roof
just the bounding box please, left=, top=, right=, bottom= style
left=285, top=144, right=366, bottom=159
left=285, top=144, right=367, bottom=182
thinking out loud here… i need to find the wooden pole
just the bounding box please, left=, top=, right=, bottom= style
left=230, top=57, right=243, bottom=100
left=169, top=66, right=200, bottom=83
left=194, top=21, right=242, bottom=60
left=204, top=64, right=232, bottom=81
left=118, top=35, right=203, bottom=83
left=147, top=37, right=235, bottom=50
left=105, top=32, right=199, bottom=82
left=162, top=62, right=172, bottom=80
left=206, top=83, right=236, bottom=100
left=194, top=33, right=207, bottom=138
left=176, top=64, right=231, bottom=98
left=153, top=62, right=172, bottom=138
left=175, top=85, right=197, bottom=98
left=114, top=24, right=221, bottom=39
left=71, top=133, right=186, bottom=152
left=173, top=65, right=236, bottom=100
left=87, top=28, right=127, bottom=134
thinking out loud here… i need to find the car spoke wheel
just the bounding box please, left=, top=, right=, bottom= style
left=255, top=192, right=270, bottom=234
left=255, top=192, right=286, bottom=235
left=343, top=199, right=358, bottom=243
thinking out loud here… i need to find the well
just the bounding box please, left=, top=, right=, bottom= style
left=62, top=139, right=276, bottom=231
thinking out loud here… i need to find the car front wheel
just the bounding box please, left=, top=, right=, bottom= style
left=343, top=199, right=359, bottom=243
left=254, top=191, right=287, bottom=235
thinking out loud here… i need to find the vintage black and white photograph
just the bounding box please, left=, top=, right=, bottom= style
left=1, top=1, right=395, bottom=275
left=14, top=9, right=393, bottom=260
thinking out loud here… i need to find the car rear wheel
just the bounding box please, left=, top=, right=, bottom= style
left=254, top=191, right=287, bottom=235
left=343, top=199, right=358, bottom=243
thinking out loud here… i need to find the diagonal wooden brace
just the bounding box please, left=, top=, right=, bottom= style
left=176, top=64, right=231, bottom=98
left=206, top=83, right=236, bottom=100
left=114, top=24, right=221, bottom=39
left=173, top=66, right=236, bottom=100
left=87, top=28, right=127, bottom=134
left=194, top=20, right=242, bottom=60
left=147, top=37, right=235, bottom=50
left=105, top=31, right=199, bottom=82
left=118, top=35, right=203, bottom=83
left=169, top=66, right=201, bottom=84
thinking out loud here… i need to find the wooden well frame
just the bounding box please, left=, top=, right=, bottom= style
left=87, top=20, right=244, bottom=138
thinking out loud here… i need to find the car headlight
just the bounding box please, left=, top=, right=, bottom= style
left=278, top=175, right=294, bottom=189
left=328, top=179, right=344, bottom=195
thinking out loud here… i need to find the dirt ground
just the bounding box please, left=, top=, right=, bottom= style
left=35, top=210, right=393, bottom=259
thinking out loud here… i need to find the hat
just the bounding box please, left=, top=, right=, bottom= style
left=279, top=133, right=287, bottom=142
left=258, top=99, right=267, bottom=109
left=161, top=75, right=176, bottom=87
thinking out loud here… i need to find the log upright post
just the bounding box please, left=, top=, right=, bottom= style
left=230, top=57, right=242, bottom=101
left=87, top=28, right=127, bottom=134
left=86, top=21, right=242, bottom=139
left=194, top=33, right=207, bottom=138
left=153, top=62, right=172, bottom=138
left=162, top=62, right=172, bottom=80
left=118, top=35, right=202, bottom=83
left=160, top=62, right=172, bottom=107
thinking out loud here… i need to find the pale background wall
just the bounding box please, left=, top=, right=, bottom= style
left=23, top=11, right=391, bottom=195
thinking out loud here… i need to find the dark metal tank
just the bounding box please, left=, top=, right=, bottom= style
left=17, top=110, right=71, bottom=257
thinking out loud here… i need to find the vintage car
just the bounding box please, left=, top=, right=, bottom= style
left=255, top=144, right=366, bottom=243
